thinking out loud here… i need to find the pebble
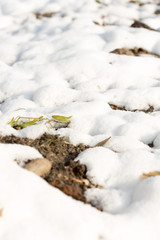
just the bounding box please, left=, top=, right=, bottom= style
left=24, top=158, right=52, bottom=178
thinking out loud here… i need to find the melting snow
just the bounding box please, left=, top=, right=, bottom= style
left=0, top=0, right=160, bottom=239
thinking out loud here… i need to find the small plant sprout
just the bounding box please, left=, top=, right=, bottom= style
left=8, top=115, right=72, bottom=130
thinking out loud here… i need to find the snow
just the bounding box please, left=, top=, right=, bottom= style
left=0, top=0, right=160, bottom=239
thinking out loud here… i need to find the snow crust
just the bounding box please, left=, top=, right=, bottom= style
left=0, top=0, right=160, bottom=239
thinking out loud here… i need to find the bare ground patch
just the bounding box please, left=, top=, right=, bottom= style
left=110, top=47, right=159, bottom=57
left=33, top=12, right=57, bottom=19
left=130, top=20, right=157, bottom=31
left=109, top=104, right=154, bottom=113
left=0, top=133, right=102, bottom=209
left=155, top=9, right=160, bottom=14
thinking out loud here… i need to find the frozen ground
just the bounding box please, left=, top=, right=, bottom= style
left=0, top=0, right=160, bottom=239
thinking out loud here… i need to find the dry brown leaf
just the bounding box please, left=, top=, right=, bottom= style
left=141, top=171, right=160, bottom=179
left=95, top=137, right=111, bottom=147
left=0, top=208, right=3, bottom=217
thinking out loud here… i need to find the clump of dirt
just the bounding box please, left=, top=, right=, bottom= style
left=155, top=9, right=160, bottom=14
left=148, top=142, right=154, bottom=148
left=109, top=104, right=154, bottom=113
left=110, top=47, right=159, bottom=57
left=130, top=20, right=156, bottom=31
left=33, top=12, right=56, bottom=19
left=0, top=133, right=102, bottom=207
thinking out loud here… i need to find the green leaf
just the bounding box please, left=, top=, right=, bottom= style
left=8, top=117, right=39, bottom=129
left=8, top=116, right=20, bottom=127
left=8, top=117, right=16, bottom=126
left=52, top=115, right=72, bottom=123
left=8, top=115, right=71, bottom=130
left=19, top=119, right=38, bottom=128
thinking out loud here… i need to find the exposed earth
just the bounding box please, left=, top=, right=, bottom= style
left=110, top=47, right=160, bottom=57
left=0, top=133, right=102, bottom=208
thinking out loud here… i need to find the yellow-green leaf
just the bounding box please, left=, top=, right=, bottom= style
left=19, top=119, right=38, bottom=128
left=8, top=114, right=71, bottom=130
left=52, top=115, right=72, bottom=123
left=8, top=117, right=17, bottom=127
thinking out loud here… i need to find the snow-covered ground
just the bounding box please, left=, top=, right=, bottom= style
left=0, top=0, right=160, bottom=239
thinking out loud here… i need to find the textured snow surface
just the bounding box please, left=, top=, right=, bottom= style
left=0, top=0, right=160, bottom=239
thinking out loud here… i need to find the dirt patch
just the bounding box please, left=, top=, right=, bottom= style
left=109, top=104, right=154, bottom=113
left=0, top=133, right=102, bottom=208
left=109, top=104, right=126, bottom=111
left=155, top=9, right=160, bottom=14
left=129, top=1, right=151, bottom=6
left=148, top=142, right=154, bottom=148
left=130, top=20, right=156, bottom=31
left=33, top=12, right=56, bottom=19
left=110, top=47, right=159, bottom=57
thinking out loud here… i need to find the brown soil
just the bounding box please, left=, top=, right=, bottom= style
left=109, top=104, right=127, bottom=111
left=130, top=20, right=156, bottom=31
left=0, top=133, right=102, bottom=208
left=148, top=142, right=154, bottom=148
left=110, top=47, right=159, bottom=57
left=34, top=12, right=56, bottom=19
left=109, top=104, right=154, bottom=113
left=155, top=9, right=160, bottom=14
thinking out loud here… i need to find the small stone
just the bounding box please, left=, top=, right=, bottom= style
left=83, top=179, right=90, bottom=186
left=24, top=158, right=52, bottom=178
